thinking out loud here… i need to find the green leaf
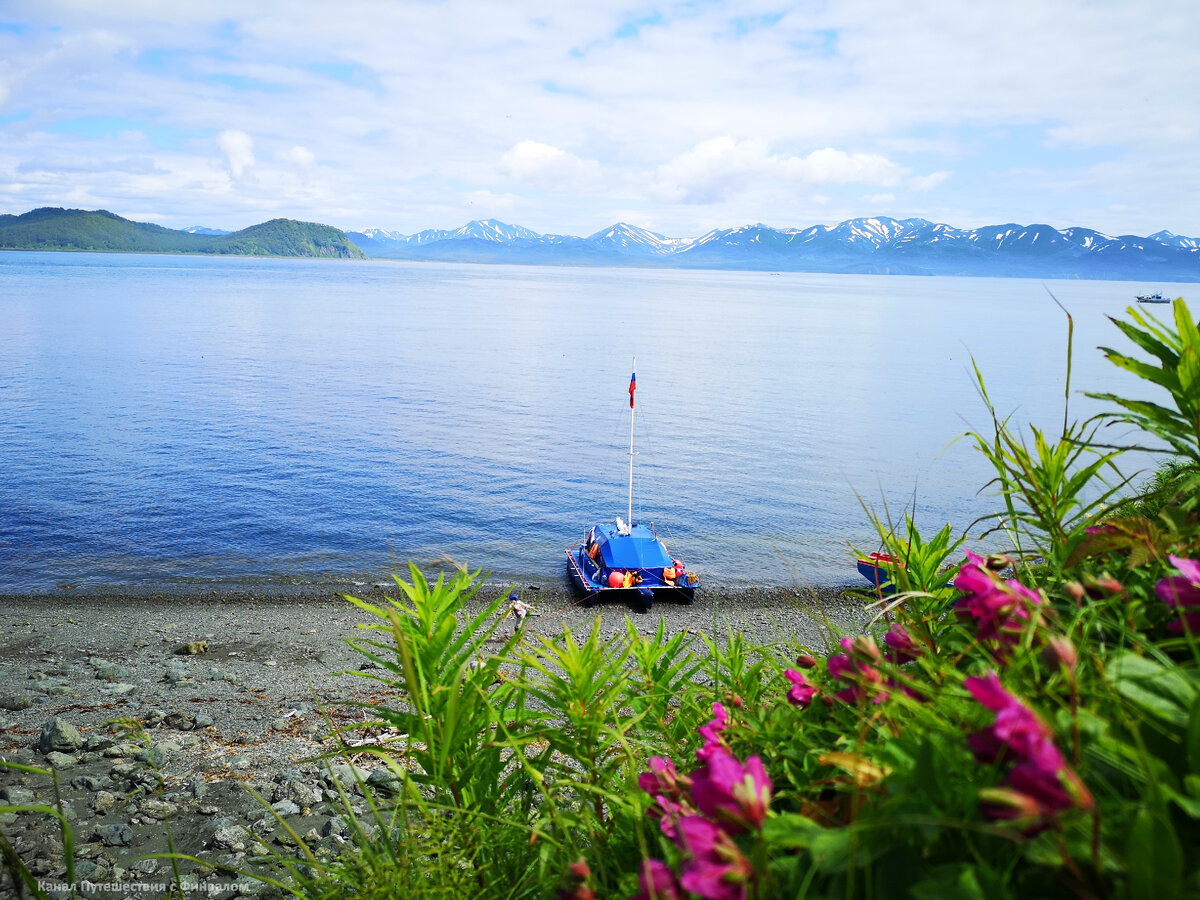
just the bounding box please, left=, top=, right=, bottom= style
left=762, top=812, right=824, bottom=849
left=1126, top=807, right=1183, bottom=900
left=1107, top=652, right=1197, bottom=727
left=909, top=863, right=986, bottom=900
left=1189, top=698, right=1200, bottom=775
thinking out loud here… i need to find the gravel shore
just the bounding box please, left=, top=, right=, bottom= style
left=0, top=580, right=868, bottom=897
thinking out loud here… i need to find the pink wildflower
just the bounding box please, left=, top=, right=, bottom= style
left=883, top=624, right=921, bottom=663
left=784, top=669, right=817, bottom=707
left=674, top=817, right=753, bottom=900
left=696, top=702, right=730, bottom=762
left=690, top=748, right=772, bottom=833
left=631, top=859, right=682, bottom=900
left=1156, top=555, right=1200, bottom=634
left=954, top=551, right=1042, bottom=653
left=965, top=672, right=1092, bottom=825
left=638, top=756, right=686, bottom=799
left=827, top=637, right=887, bottom=704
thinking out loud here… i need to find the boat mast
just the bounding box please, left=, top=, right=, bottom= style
left=628, top=357, right=636, bottom=526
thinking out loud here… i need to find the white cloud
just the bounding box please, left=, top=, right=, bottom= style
left=498, top=141, right=599, bottom=187
left=650, top=138, right=909, bottom=205
left=217, top=130, right=255, bottom=179
left=0, top=1, right=1196, bottom=235
left=277, top=145, right=315, bottom=170
left=909, top=171, right=950, bottom=192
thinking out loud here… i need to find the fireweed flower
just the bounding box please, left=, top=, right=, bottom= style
left=690, top=748, right=772, bottom=833
left=674, top=817, right=754, bottom=900
left=954, top=551, right=1042, bottom=653
left=828, top=637, right=888, bottom=704
left=631, top=859, right=682, bottom=900
left=784, top=669, right=817, bottom=707
left=1156, top=555, right=1200, bottom=634
left=696, top=702, right=730, bottom=762
left=883, top=624, right=921, bottom=663
left=965, top=672, right=1092, bottom=824
left=638, top=756, right=686, bottom=799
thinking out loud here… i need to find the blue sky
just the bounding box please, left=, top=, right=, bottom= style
left=0, top=1, right=1196, bottom=237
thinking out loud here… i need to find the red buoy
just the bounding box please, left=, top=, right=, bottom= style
left=607, top=570, right=625, bottom=589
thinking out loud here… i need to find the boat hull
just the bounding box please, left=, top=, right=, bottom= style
left=856, top=553, right=898, bottom=594
left=566, top=541, right=698, bottom=610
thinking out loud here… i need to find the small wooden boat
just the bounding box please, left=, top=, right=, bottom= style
left=565, top=361, right=699, bottom=611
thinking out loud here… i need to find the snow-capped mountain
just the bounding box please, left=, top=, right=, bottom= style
left=587, top=222, right=689, bottom=256
left=182, top=226, right=229, bottom=235
left=344, top=216, right=1199, bottom=282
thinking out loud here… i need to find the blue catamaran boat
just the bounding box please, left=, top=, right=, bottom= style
left=565, top=362, right=700, bottom=611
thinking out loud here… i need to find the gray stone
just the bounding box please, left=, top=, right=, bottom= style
left=366, top=768, right=402, bottom=794
left=44, top=752, right=77, bottom=770
left=92, top=791, right=116, bottom=815
left=74, top=859, right=111, bottom=882
left=129, top=858, right=159, bottom=876
left=139, top=799, right=178, bottom=820
left=325, top=762, right=370, bottom=792
left=1, top=786, right=35, bottom=805
left=211, top=824, right=253, bottom=852
left=282, top=782, right=321, bottom=808
left=38, top=717, right=83, bottom=754
left=101, top=683, right=137, bottom=696
left=93, top=823, right=133, bottom=847
left=91, top=661, right=132, bottom=682
left=189, top=776, right=208, bottom=800
left=163, top=712, right=194, bottom=730
left=0, top=692, right=32, bottom=711
left=84, top=735, right=115, bottom=753
left=69, top=775, right=113, bottom=791
left=135, top=747, right=168, bottom=767
left=270, top=799, right=300, bottom=817
left=143, top=709, right=166, bottom=728
left=320, top=817, right=349, bottom=838
left=194, top=713, right=215, bottom=728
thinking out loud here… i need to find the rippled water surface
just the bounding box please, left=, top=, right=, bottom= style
left=0, top=251, right=1179, bottom=591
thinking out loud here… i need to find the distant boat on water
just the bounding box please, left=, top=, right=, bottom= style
left=1135, top=291, right=1168, bottom=303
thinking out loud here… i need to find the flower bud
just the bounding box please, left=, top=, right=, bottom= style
left=1083, top=573, right=1124, bottom=597
left=795, top=652, right=817, bottom=669
left=1042, top=636, right=1077, bottom=674
left=1063, top=581, right=1085, bottom=605
left=985, top=554, right=1012, bottom=572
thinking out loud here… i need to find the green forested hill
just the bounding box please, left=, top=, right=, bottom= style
left=0, top=208, right=367, bottom=258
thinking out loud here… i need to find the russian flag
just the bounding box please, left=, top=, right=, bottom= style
left=628, top=371, right=636, bottom=408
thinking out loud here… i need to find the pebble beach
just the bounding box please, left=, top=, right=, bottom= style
left=0, top=581, right=868, bottom=897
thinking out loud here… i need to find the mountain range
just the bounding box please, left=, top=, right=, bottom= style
left=347, top=217, right=1200, bottom=281
left=1, top=208, right=1195, bottom=280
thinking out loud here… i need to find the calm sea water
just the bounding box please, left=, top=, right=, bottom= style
left=0, top=251, right=1183, bottom=592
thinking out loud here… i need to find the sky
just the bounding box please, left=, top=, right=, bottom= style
left=0, top=1, right=1197, bottom=239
